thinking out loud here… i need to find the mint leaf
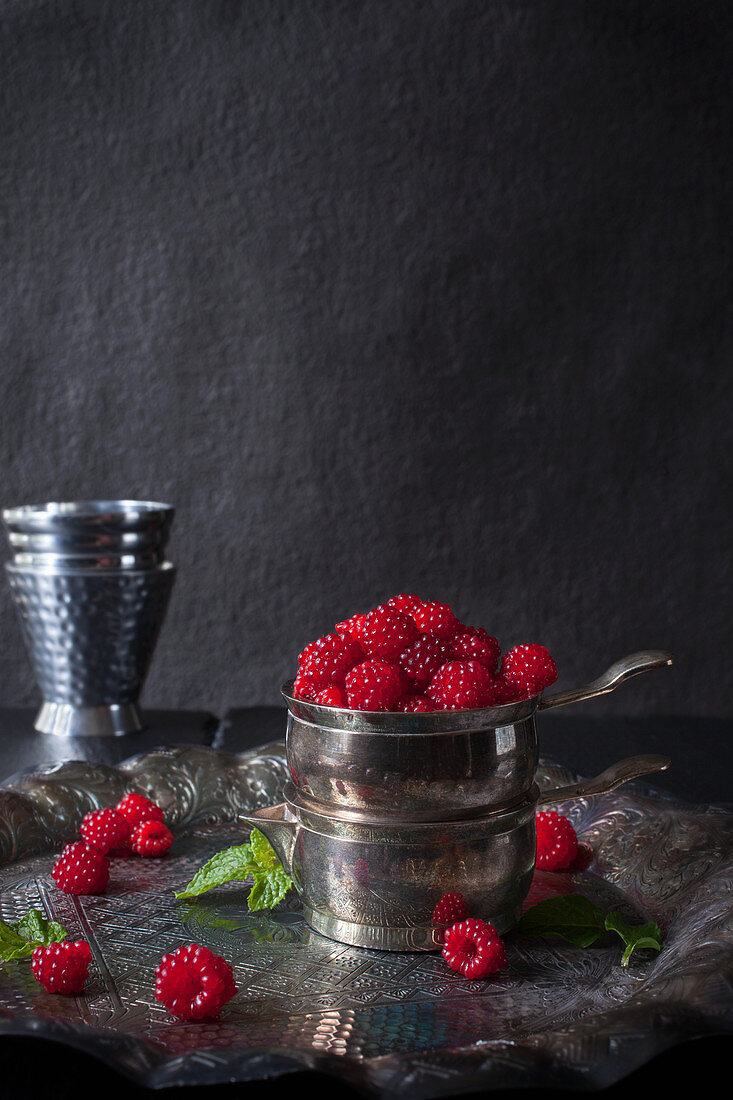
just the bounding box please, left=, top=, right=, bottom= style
left=175, top=828, right=293, bottom=911
left=248, top=827, right=280, bottom=871
left=247, top=865, right=292, bottom=912
left=0, top=909, right=69, bottom=961
left=175, top=844, right=256, bottom=899
left=518, top=895, right=606, bottom=948
left=605, top=911, right=662, bottom=967
left=0, top=921, right=31, bottom=961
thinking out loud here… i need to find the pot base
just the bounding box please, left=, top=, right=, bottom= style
left=34, top=702, right=144, bottom=737
left=302, top=903, right=522, bottom=952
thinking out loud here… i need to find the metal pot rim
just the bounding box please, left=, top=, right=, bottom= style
left=282, top=680, right=539, bottom=732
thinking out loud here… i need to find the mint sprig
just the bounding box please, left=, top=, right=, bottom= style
left=175, top=828, right=293, bottom=912
left=0, top=909, right=68, bottom=962
left=518, top=895, right=662, bottom=966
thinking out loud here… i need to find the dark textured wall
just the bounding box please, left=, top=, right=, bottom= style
left=0, top=0, right=730, bottom=716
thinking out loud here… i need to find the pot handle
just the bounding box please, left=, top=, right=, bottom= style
left=538, top=753, right=671, bottom=806
left=538, top=650, right=674, bottom=712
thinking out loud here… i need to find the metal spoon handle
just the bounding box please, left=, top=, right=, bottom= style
left=538, top=650, right=674, bottom=712
left=538, top=753, right=671, bottom=806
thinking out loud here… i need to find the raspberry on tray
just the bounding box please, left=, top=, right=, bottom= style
left=442, top=918, right=508, bottom=978
left=80, top=807, right=131, bottom=854
left=535, top=810, right=579, bottom=871
left=52, top=841, right=110, bottom=895
left=154, top=943, right=237, bottom=1019
left=32, top=940, right=93, bottom=994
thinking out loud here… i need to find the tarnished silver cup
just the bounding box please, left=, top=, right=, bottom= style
left=3, top=500, right=176, bottom=736
left=239, top=651, right=673, bottom=951
left=283, top=650, right=674, bottom=817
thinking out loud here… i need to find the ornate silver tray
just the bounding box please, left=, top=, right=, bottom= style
left=0, top=742, right=731, bottom=1096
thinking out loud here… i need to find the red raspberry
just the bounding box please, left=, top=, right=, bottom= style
left=396, top=694, right=437, bottom=712
left=451, top=628, right=501, bottom=671
left=130, top=819, right=174, bottom=857
left=335, top=611, right=368, bottom=640
left=359, top=606, right=419, bottom=661
left=116, top=792, right=165, bottom=828
left=502, top=643, right=558, bottom=697
left=427, top=660, right=494, bottom=709
left=385, top=593, right=424, bottom=615
left=292, top=669, right=318, bottom=700
left=412, top=601, right=462, bottom=640
left=298, top=632, right=364, bottom=691
left=345, top=660, right=404, bottom=711
left=399, top=633, right=455, bottom=688
left=489, top=676, right=522, bottom=704
left=155, top=943, right=237, bottom=1020
left=313, top=685, right=345, bottom=706
left=535, top=811, right=578, bottom=871
left=432, top=892, right=469, bottom=942
left=52, top=842, right=110, bottom=895
left=442, top=918, right=508, bottom=978
left=80, top=807, right=131, bottom=854
left=31, top=940, right=92, bottom=994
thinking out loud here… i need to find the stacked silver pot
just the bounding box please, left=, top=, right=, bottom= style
left=242, top=651, right=673, bottom=951
left=2, top=500, right=176, bottom=737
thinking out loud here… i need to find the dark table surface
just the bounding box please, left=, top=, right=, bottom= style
left=0, top=707, right=730, bottom=1099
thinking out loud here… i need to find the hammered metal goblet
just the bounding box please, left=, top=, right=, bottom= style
left=3, top=500, right=176, bottom=736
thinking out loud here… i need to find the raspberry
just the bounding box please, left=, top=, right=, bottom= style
left=442, top=918, right=508, bottom=978
left=116, top=792, right=165, bottom=828
left=412, top=601, right=462, bottom=640
left=155, top=943, right=237, bottom=1019
left=385, top=593, right=424, bottom=615
left=292, top=669, right=318, bottom=700
left=432, top=892, right=469, bottom=942
left=31, top=940, right=92, bottom=994
left=313, top=685, right=345, bottom=706
left=535, top=811, right=579, bottom=871
left=502, top=643, right=558, bottom=697
left=396, top=694, right=437, bottom=712
left=360, top=606, right=419, bottom=661
left=80, top=808, right=131, bottom=854
left=298, top=632, right=364, bottom=691
left=335, top=612, right=368, bottom=640
left=451, top=628, right=501, bottom=671
left=345, top=660, right=404, bottom=711
left=52, top=842, right=110, bottom=895
left=399, top=633, right=455, bottom=688
left=130, top=818, right=174, bottom=857
left=427, top=660, right=494, bottom=709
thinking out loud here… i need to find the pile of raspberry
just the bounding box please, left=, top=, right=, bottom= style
left=51, top=791, right=174, bottom=897
left=293, top=594, right=557, bottom=711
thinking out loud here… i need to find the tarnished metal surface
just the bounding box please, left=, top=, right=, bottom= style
left=0, top=743, right=730, bottom=1095
left=283, top=651, right=673, bottom=815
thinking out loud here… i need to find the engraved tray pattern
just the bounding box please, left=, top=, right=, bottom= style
left=0, top=742, right=731, bottom=1096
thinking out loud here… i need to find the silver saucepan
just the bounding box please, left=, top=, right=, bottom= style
left=241, top=650, right=673, bottom=951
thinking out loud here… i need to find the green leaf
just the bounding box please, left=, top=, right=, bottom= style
left=248, top=827, right=280, bottom=871
left=605, top=911, right=662, bottom=967
left=0, top=909, right=69, bottom=961
left=0, top=921, right=31, bottom=961
left=247, top=865, right=292, bottom=912
left=174, top=844, right=257, bottom=899
left=517, top=895, right=606, bottom=948
left=174, top=828, right=293, bottom=911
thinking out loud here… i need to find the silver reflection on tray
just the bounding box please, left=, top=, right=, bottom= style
left=2, top=499, right=176, bottom=737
